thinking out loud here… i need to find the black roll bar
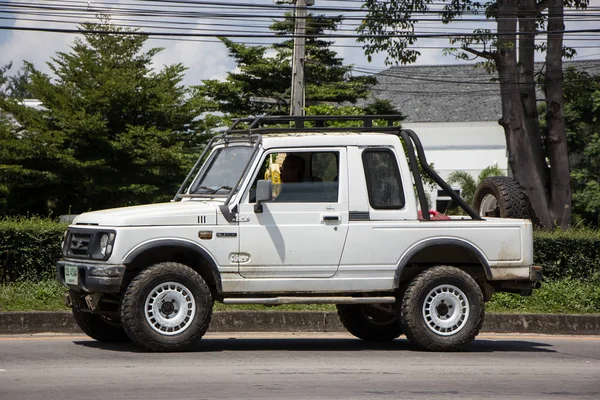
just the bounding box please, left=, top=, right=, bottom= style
left=399, top=129, right=483, bottom=221
left=399, top=130, right=431, bottom=221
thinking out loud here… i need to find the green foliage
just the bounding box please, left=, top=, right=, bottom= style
left=357, top=1, right=587, bottom=66
left=0, top=61, right=34, bottom=99
left=197, top=14, right=383, bottom=118
left=2, top=277, right=600, bottom=313
left=0, top=217, right=67, bottom=283
left=0, top=279, right=68, bottom=311
left=562, top=68, right=600, bottom=227
left=0, top=17, right=205, bottom=216
left=447, top=164, right=504, bottom=206
left=533, top=229, right=600, bottom=281
left=0, top=62, right=11, bottom=97
left=487, top=277, right=600, bottom=314
left=305, top=102, right=402, bottom=127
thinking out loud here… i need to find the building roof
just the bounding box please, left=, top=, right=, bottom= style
left=368, top=60, right=600, bottom=123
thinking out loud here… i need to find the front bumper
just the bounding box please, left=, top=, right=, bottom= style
left=56, top=260, right=126, bottom=293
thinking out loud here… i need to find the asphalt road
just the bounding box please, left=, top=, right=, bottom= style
left=1, top=332, right=599, bottom=400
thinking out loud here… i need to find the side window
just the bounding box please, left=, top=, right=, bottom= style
left=249, top=151, right=339, bottom=203
left=362, top=149, right=405, bottom=209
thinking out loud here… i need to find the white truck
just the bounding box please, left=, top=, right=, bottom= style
left=57, top=115, right=542, bottom=352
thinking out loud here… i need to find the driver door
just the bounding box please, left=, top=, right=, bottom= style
left=237, top=149, right=348, bottom=278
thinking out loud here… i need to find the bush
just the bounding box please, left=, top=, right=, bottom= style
left=0, top=217, right=599, bottom=284
left=0, top=217, right=67, bottom=283
left=534, top=229, right=600, bottom=281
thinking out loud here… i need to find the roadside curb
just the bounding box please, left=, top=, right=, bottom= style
left=1, top=311, right=600, bottom=335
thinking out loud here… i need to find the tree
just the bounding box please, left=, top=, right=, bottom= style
left=357, top=0, right=589, bottom=229
left=0, top=62, right=10, bottom=98
left=6, top=64, right=33, bottom=99
left=0, top=62, right=33, bottom=99
left=447, top=164, right=505, bottom=206
left=551, top=68, right=600, bottom=226
left=0, top=18, right=203, bottom=216
left=197, top=14, right=382, bottom=117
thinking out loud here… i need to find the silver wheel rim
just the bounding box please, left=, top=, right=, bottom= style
left=144, top=282, right=196, bottom=336
left=422, top=284, right=469, bottom=336
left=479, top=194, right=498, bottom=217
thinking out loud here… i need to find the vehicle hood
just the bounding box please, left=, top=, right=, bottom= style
left=72, top=200, right=221, bottom=227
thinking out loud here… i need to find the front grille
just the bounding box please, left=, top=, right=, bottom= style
left=69, top=231, right=93, bottom=257
left=63, top=228, right=116, bottom=260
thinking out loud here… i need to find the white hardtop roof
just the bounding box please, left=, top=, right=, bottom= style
left=258, top=131, right=402, bottom=149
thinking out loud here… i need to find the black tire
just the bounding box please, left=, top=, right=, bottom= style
left=120, top=262, right=213, bottom=352
left=72, top=307, right=130, bottom=342
left=400, top=266, right=484, bottom=351
left=337, top=304, right=403, bottom=342
left=473, top=176, right=530, bottom=219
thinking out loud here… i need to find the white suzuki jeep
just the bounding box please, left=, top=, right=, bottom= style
left=57, top=115, right=541, bottom=352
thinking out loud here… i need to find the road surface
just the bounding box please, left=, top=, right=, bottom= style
left=1, top=332, right=599, bottom=399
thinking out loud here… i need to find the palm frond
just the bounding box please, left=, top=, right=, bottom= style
left=478, top=164, right=505, bottom=181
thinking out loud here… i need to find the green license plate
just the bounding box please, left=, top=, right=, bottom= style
left=64, top=265, right=78, bottom=285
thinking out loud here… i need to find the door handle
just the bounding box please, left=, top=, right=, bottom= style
left=322, top=215, right=340, bottom=222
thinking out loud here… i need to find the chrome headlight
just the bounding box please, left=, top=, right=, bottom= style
left=99, top=234, right=109, bottom=257
left=91, top=231, right=116, bottom=260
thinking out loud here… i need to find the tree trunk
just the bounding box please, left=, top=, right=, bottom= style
left=496, top=0, right=553, bottom=227
left=545, top=0, right=571, bottom=228
left=518, top=0, right=549, bottom=193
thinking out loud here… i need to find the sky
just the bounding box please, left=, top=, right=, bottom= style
left=1, top=0, right=599, bottom=88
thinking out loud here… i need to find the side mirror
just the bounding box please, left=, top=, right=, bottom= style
left=254, top=180, right=273, bottom=213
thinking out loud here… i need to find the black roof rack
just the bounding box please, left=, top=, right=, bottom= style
left=175, top=114, right=482, bottom=222
left=226, top=115, right=404, bottom=135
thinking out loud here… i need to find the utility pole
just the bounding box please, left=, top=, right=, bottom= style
left=290, top=0, right=309, bottom=116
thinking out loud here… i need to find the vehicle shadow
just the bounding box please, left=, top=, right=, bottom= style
left=74, top=337, right=556, bottom=354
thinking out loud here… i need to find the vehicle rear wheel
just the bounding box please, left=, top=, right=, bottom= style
left=400, top=266, right=484, bottom=351
left=72, top=307, right=129, bottom=342
left=473, top=176, right=530, bottom=219
left=337, top=304, right=403, bottom=342
left=120, top=262, right=213, bottom=352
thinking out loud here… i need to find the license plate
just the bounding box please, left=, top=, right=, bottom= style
left=64, top=265, right=78, bottom=285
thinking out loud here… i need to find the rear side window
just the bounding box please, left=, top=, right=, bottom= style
left=362, top=149, right=405, bottom=209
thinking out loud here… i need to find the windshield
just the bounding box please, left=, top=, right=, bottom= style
left=190, top=145, right=254, bottom=195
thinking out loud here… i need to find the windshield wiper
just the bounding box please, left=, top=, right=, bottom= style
left=209, top=185, right=233, bottom=194
left=194, top=186, right=215, bottom=193
left=194, top=185, right=233, bottom=194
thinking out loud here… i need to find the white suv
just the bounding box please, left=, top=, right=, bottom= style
left=57, top=115, right=541, bottom=352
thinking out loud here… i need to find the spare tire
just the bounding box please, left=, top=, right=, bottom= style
left=473, top=176, right=530, bottom=219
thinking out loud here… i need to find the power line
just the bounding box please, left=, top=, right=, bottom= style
left=2, top=22, right=600, bottom=39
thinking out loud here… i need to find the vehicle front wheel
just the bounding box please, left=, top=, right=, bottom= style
left=72, top=307, right=129, bottom=342
left=400, top=266, right=484, bottom=351
left=120, top=262, right=213, bottom=352
left=337, top=304, right=403, bottom=342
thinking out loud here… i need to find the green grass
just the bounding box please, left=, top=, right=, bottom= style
left=0, top=280, right=69, bottom=311
left=486, top=277, right=600, bottom=314
left=1, top=278, right=599, bottom=314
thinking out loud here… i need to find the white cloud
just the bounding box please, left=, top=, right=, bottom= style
left=150, top=38, right=233, bottom=85
left=0, top=0, right=235, bottom=86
